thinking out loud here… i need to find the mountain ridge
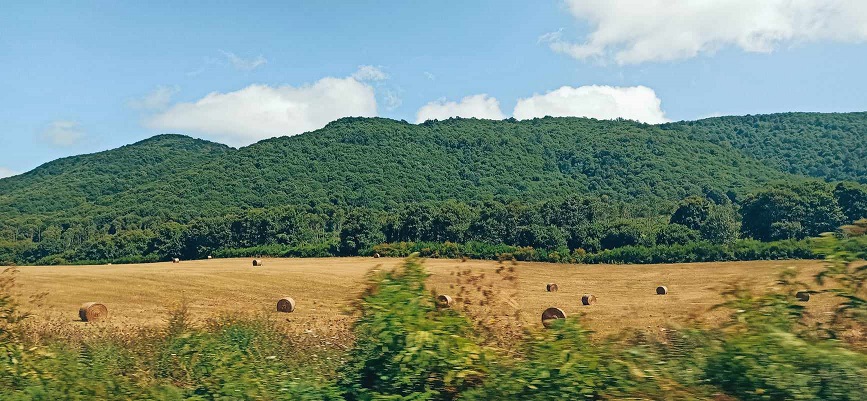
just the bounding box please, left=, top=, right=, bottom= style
left=0, top=112, right=864, bottom=223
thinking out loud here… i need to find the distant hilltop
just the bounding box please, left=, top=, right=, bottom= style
left=0, top=112, right=865, bottom=222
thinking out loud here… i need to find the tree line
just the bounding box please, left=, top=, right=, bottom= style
left=1, top=180, right=865, bottom=265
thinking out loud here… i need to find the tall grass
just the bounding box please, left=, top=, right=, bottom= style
left=2, top=235, right=866, bottom=400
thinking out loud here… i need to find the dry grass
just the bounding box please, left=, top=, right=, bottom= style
left=427, top=258, right=837, bottom=337
left=13, top=257, right=837, bottom=339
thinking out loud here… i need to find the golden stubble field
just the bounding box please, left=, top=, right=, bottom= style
left=12, top=257, right=837, bottom=339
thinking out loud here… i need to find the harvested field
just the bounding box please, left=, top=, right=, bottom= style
left=13, top=257, right=836, bottom=338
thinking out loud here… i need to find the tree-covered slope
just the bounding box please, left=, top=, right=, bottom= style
left=0, top=134, right=232, bottom=218
left=216, top=116, right=790, bottom=207
left=0, top=116, right=801, bottom=222
left=2, top=112, right=866, bottom=224
left=2, top=113, right=867, bottom=265
left=665, top=112, right=867, bottom=183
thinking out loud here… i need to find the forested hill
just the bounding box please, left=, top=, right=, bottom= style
left=664, top=112, right=867, bottom=183
left=0, top=135, right=232, bottom=218
left=1, top=116, right=794, bottom=221
left=0, top=112, right=865, bottom=224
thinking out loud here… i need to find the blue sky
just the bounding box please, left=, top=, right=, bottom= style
left=2, top=0, right=866, bottom=176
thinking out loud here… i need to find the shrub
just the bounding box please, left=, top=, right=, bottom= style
left=338, top=254, right=489, bottom=400
left=464, top=319, right=652, bottom=400
left=707, top=331, right=867, bottom=401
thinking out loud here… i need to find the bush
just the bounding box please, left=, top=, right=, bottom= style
left=464, top=319, right=657, bottom=400
left=582, top=239, right=815, bottom=264
left=707, top=331, right=867, bottom=401
left=338, top=254, right=489, bottom=400
left=155, top=320, right=341, bottom=400
left=656, top=224, right=701, bottom=246
left=214, top=242, right=335, bottom=258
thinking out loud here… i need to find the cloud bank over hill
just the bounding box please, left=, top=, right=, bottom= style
left=415, top=86, right=668, bottom=124
left=513, top=85, right=668, bottom=123
left=148, top=73, right=378, bottom=146
left=415, top=94, right=506, bottom=123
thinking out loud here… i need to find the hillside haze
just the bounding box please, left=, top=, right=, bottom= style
left=0, top=113, right=865, bottom=223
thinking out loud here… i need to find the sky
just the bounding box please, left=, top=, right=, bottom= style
left=2, top=0, right=867, bottom=177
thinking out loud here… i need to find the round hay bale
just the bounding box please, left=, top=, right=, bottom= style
left=373, top=252, right=381, bottom=259
left=252, top=259, right=263, bottom=267
left=172, top=258, right=180, bottom=263
left=581, top=294, right=597, bottom=306
left=436, top=294, right=454, bottom=308
left=79, top=302, right=108, bottom=322
left=546, top=283, right=559, bottom=292
left=207, top=255, right=213, bottom=259
left=276, top=297, right=296, bottom=313
left=541, top=307, right=566, bottom=327
left=656, top=286, right=668, bottom=295
left=795, top=291, right=810, bottom=302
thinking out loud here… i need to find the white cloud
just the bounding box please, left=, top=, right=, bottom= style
left=513, top=85, right=668, bottom=123
left=352, top=65, right=389, bottom=81
left=40, top=120, right=85, bottom=147
left=423, top=71, right=436, bottom=80
left=148, top=76, right=377, bottom=146
left=537, top=28, right=563, bottom=44
left=128, top=85, right=179, bottom=110
left=547, top=0, right=867, bottom=64
left=0, top=167, right=19, bottom=179
left=220, top=50, right=267, bottom=70
left=415, top=94, right=506, bottom=123
left=383, top=89, right=402, bottom=111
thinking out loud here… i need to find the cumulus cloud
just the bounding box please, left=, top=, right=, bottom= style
left=545, top=0, right=867, bottom=64
left=352, top=65, right=389, bottom=81
left=513, top=85, right=668, bottom=123
left=415, top=94, right=506, bottom=123
left=128, top=85, right=179, bottom=110
left=220, top=50, right=267, bottom=70
left=40, top=120, right=86, bottom=147
left=148, top=75, right=377, bottom=146
left=0, top=167, right=19, bottom=179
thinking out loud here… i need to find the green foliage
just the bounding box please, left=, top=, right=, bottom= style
left=1, top=319, right=342, bottom=400
left=699, top=204, right=741, bottom=245
left=1, top=115, right=866, bottom=265
left=834, top=182, right=867, bottom=222
left=668, top=112, right=867, bottom=183
left=0, top=116, right=799, bottom=222
left=154, top=321, right=342, bottom=400
left=741, top=181, right=847, bottom=241
left=338, top=208, right=386, bottom=256
left=815, top=220, right=867, bottom=325
left=706, top=331, right=867, bottom=401
left=655, top=223, right=700, bottom=245
left=463, top=319, right=643, bottom=400
left=701, top=258, right=867, bottom=401
left=338, top=254, right=489, bottom=400
left=4, top=252, right=867, bottom=399
left=670, top=196, right=714, bottom=230
left=370, top=237, right=817, bottom=265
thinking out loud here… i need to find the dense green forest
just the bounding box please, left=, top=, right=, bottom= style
left=668, top=112, right=867, bottom=183
left=0, top=113, right=865, bottom=265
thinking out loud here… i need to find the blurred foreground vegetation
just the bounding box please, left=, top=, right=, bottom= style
left=2, top=223, right=866, bottom=400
